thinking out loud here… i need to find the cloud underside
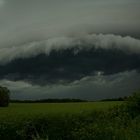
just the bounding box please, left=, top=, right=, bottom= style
left=0, top=34, right=140, bottom=99
left=0, top=70, right=140, bottom=100
left=0, top=46, right=140, bottom=85
left=0, top=0, right=140, bottom=100
left=0, top=34, right=140, bottom=85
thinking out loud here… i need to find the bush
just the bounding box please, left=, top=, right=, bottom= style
left=125, top=91, right=140, bottom=117
left=0, top=86, right=10, bottom=107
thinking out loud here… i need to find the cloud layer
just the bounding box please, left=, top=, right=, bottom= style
left=0, top=34, right=140, bottom=64
left=0, top=0, right=140, bottom=100
left=0, top=34, right=140, bottom=85
left=0, top=0, right=140, bottom=47
left=0, top=70, right=140, bottom=100
left=0, top=0, right=4, bottom=6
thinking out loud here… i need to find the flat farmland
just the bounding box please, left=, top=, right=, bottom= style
left=0, top=101, right=123, bottom=122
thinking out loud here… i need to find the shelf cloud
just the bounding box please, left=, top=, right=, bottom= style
left=0, top=34, right=140, bottom=64
left=0, top=34, right=140, bottom=86
left=0, top=0, right=140, bottom=99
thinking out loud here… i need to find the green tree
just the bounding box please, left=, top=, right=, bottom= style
left=0, top=86, right=10, bottom=107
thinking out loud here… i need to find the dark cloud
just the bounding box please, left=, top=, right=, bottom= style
left=0, top=0, right=140, bottom=99
left=0, top=34, right=140, bottom=100
left=0, top=70, right=140, bottom=100
left=0, top=46, right=140, bottom=85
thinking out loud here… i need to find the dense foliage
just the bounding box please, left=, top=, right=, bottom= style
left=0, top=86, right=10, bottom=107
left=0, top=92, right=139, bottom=140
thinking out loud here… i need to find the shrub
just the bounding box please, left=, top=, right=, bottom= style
left=125, top=91, right=140, bottom=117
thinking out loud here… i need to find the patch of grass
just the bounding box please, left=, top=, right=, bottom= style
left=0, top=100, right=139, bottom=140
left=0, top=101, right=122, bottom=122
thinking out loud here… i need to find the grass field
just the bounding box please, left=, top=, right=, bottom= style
left=0, top=100, right=140, bottom=140
left=0, top=101, right=122, bottom=122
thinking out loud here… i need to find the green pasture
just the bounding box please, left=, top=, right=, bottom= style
left=0, top=101, right=122, bottom=123
left=0, top=100, right=140, bottom=140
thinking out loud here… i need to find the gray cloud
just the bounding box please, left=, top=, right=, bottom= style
left=0, top=71, right=139, bottom=100
left=0, top=35, right=140, bottom=86
left=0, top=34, right=140, bottom=64
left=0, top=0, right=140, bottom=47
left=0, top=0, right=4, bottom=6
left=0, top=0, right=140, bottom=100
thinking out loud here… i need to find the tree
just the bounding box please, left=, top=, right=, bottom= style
left=0, top=86, right=10, bottom=107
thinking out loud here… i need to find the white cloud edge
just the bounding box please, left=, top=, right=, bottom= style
left=0, top=34, right=140, bottom=64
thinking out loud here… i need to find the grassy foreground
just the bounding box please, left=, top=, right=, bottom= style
left=0, top=101, right=122, bottom=122
left=0, top=97, right=140, bottom=140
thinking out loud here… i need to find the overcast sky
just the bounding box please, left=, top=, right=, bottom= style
left=0, top=0, right=140, bottom=46
left=0, top=0, right=140, bottom=100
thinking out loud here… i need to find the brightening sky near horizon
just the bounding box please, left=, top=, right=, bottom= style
left=0, top=0, right=140, bottom=100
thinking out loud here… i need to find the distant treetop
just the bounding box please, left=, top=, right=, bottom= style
left=0, top=86, right=10, bottom=107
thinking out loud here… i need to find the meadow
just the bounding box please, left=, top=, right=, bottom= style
left=0, top=97, right=140, bottom=140
left=0, top=101, right=122, bottom=122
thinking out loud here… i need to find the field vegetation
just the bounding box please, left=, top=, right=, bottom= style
left=0, top=92, right=140, bottom=140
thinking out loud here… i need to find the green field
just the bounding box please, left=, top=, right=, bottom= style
left=0, top=100, right=140, bottom=140
left=0, top=101, right=122, bottom=122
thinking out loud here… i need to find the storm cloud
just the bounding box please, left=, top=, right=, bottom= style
left=0, top=34, right=140, bottom=85
left=0, top=0, right=140, bottom=99
left=0, top=70, right=140, bottom=100
left=0, top=0, right=140, bottom=47
left=0, top=34, right=140, bottom=64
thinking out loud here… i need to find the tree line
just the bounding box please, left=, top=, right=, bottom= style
left=10, top=98, right=87, bottom=103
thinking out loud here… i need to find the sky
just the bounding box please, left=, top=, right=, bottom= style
left=0, top=0, right=140, bottom=100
